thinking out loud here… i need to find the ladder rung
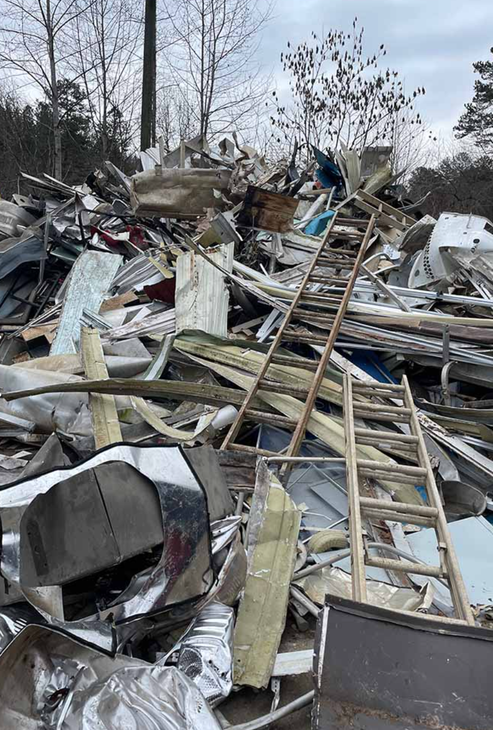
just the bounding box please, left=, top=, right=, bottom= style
left=353, top=410, right=411, bottom=424
left=354, top=393, right=405, bottom=403
left=308, top=275, right=350, bottom=284
left=224, top=443, right=281, bottom=458
left=293, top=307, right=332, bottom=319
left=355, top=437, right=418, bottom=452
left=354, top=428, right=418, bottom=444
left=352, top=382, right=405, bottom=393
left=365, top=556, right=445, bottom=578
left=362, top=507, right=437, bottom=528
left=332, top=219, right=369, bottom=227
left=358, top=469, right=424, bottom=486
left=283, top=332, right=327, bottom=345
left=315, top=260, right=355, bottom=269
left=258, top=379, right=310, bottom=397
left=319, top=247, right=359, bottom=255
left=359, top=497, right=438, bottom=518
left=244, top=409, right=298, bottom=429
left=353, top=403, right=411, bottom=416
left=300, top=292, right=343, bottom=305
left=356, top=460, right=427, bottom=478
left=312, top=266, right=354, bottom=275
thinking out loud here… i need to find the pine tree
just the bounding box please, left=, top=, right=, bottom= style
left=455, top=50, right=493, bottom=150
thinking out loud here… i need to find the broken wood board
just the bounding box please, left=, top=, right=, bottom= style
left=100, top=290, right=139, bottom=312
left=237, top=186, right=299, bottom=233
left=21, top=323, right=57, bottom=344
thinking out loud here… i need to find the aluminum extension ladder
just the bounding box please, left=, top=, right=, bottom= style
left=220, top=213, right=376, bottom=473
left=343, top=373, right=475, bottom=625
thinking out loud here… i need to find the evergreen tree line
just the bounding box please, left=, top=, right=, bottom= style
left=408, top=51, right=493, bottom=220
left=0, top=79, right=133, bottom=196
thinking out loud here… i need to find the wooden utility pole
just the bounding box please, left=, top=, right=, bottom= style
left=140, top=0, right=156, bottom=151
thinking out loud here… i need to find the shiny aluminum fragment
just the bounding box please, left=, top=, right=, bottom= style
left=0, top=625, right=221, bottom=730
left=176, top=601, right=234, bottom=706
left=61, top=666, right=222, bottom=730
left=0, top=604, right=43, bottom=654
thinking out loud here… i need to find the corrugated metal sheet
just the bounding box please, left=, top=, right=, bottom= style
left=175, top=243, right=233, bottom=337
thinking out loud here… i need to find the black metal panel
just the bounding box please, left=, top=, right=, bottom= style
left=20, top=462, right=164, bottom=587
left=314, top=596, right=493, bottom=730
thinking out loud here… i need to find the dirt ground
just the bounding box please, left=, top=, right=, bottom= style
left=220, top=617, right=316, bottom=728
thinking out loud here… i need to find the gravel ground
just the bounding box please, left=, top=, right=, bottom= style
left=219, top=617, right=316, bottom=729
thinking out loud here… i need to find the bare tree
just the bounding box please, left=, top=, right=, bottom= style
left=163, top=0, right=272, bottom=140
left=66, top=0, right=142, bottom=161
left=271, top=18, right=425, bottom=162
left=156, top=83, right=196, bottom=151
left=390, top=106, right=436, bottom=178
left=0, top=0, right=93, bottom=178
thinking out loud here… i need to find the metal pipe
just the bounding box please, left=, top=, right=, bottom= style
left=229, top=691, right=315, bottom=730
left=290, top=586, right=320, bottom=617
left=265, top=456, right=345, bottom=464
left=293, top=549, right=352, bottom=579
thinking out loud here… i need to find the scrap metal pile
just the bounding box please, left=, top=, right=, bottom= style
left=0, top=136, right=492, bottom=729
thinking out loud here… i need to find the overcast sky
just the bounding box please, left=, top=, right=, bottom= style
left=257, top=0, right=493, bottom=139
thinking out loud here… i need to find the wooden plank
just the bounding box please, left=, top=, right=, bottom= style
left=81, top=327, right=122, bottom=449
left=237, top=185, right=299, bottom=233
left=100, top=290, right=139, bottom=312
left=21, top=323, right=57, bottom=343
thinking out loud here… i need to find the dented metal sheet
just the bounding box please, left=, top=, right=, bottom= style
left=62, top=665, right=222, bottom=729
left=0, top=625, right=221, bottom=730
left=313, top=596, right=493, bottom=730
left=0, top=445, right=213, bottom=628
left=294, top=567, right=434, bottom=612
